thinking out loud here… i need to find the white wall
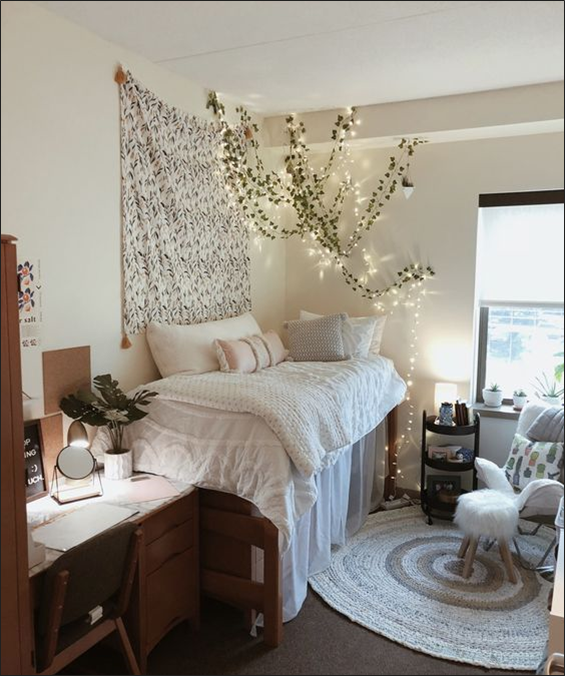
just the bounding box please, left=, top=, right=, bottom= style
left=1, top=1, right=286, bottom=408
left=284, top=132, right=564, bottom=488
left=1, top=2, right=563, bottom=488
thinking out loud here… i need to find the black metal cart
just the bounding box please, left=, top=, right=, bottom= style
left=421, top=410, right=480, bottom=525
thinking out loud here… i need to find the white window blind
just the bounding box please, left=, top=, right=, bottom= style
left=476, top=203, right=565, bottom=305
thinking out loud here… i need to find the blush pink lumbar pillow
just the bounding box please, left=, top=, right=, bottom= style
left=215, top=331, right=288, bottom=373
left=215, top=338, right=257, bottom=373
left=261, top=330, right=288, bottom=366
left=246, top=335, right=271, bottom=370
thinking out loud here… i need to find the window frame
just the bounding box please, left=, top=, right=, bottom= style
left=475, top=304, right=565, bottom=405
left=475, top=189, right=565, bottom=406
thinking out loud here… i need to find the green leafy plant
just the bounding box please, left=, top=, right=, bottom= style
left=533, top=372, right=564, bottom=400
left=206, top=91, right=435, bottom=301
left=513, top=388, right=527, bottom=397
left=60, top=374, right=157, bottom=454
left=487, top=383, right=502, bottom=392
left=554, top=351, right=564, bottom=383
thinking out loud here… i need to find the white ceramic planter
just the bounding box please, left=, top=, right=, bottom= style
left=512, top=395, right=527, bottom=410
left=541, top=395, right=562, bottom=407
left=103, top=450, right=133, bottom=480
left=482, top=388, right=504, bottom=407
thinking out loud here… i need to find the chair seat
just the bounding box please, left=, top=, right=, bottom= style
left=455, top=489, right=520, bottom=541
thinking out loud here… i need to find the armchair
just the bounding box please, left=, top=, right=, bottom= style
left=475, top=402, right=564, bottom=570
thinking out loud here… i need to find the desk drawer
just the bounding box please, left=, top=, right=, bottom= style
left=144, top=492, right=194, bottom=545
left=146, top=519, right=193, bottom=575
left=147, top=548, right=196, bottom=649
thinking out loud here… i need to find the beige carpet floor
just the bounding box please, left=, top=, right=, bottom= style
left=61, top=591, right=534, bottom=675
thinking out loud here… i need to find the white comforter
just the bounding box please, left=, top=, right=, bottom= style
left=144, top=356, right=406, bottom=477
left=92, top=356, right=405, bottom=545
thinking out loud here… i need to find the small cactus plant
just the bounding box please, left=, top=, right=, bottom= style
left=483, top=382, right=504, bottom=407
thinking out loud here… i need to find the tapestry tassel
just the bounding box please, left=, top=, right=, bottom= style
left=121, top=334, right=132, bottom=349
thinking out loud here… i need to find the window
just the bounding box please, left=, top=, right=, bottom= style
left=475, top=191, right=564, bottom=403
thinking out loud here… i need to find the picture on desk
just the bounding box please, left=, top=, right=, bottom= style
left=24, top=420, right=46, bottom=500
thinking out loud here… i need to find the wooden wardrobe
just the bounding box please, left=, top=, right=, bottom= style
left=1, top=234, right=33, bottom=675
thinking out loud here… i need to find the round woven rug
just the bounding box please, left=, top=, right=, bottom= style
left=309, top=505, right=553, bottom=671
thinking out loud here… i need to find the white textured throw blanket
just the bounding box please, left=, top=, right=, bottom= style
left=146, top=357, right=406, bottom=477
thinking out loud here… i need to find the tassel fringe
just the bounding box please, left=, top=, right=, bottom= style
left=121, top=334, right=132, bottom=349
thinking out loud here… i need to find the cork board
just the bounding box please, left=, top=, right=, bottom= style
left=42, top=346, right=91, bottom=415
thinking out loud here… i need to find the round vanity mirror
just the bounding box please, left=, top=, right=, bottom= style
left=56, top=445, right=96, bottom=480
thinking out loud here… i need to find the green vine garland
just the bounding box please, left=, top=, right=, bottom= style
left=207, top=91, right=435, bottom=300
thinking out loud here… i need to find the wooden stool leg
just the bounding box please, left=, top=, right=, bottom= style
left=498, top=540, right=517, bottom=584
left=458, top=536, right=470, bottom=559
left=462, top=538, right=478, bottom=578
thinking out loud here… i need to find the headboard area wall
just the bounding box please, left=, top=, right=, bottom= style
left=2, top=1, right=285, bottom=409
left=119, top=71, right=251, bottom=337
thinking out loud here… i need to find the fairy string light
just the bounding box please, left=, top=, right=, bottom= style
left=209, top=93, right=434, bottom=497
left=207, top=91, right=435, bottom=300
left=385, top=279, right=426, bottom=493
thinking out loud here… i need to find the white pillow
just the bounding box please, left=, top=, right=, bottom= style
left=299, top=310, right=386, bottom=357
left=146, top=312, right=261, bottom=377
left=474, top=458, right=514, bottom=495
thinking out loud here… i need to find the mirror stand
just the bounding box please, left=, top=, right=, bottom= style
left=50, top=446, right=103, bottom=505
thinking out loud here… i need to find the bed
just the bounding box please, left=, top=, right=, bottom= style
left=92, top=354, right=406, bottom=645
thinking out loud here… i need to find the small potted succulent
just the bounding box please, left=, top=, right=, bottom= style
left=60, top=374, right=157, bottom=480
left=512, top=389, right=528, bottom=411
left=482, top=382, right=504, bottom=408
left=533, top=373, right=564, bottom=407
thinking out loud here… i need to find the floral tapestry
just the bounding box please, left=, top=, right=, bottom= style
left=119, top=71, right=251, bottom=335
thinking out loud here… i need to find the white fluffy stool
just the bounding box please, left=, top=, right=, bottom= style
left=454, top=489, right=519, bottom=583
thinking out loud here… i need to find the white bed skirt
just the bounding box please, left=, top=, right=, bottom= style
left=265, top=422, right=385, bottom=622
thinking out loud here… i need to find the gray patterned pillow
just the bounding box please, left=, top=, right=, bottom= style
left=527, top=407, right=565, bottom=443
left=285, top=313, right=350, bottom=362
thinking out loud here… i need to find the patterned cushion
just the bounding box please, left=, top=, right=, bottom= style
left=300, top=310, right=387, bottom=356
left=215, top=331, right=287, bottom=373
left=261, top=330, right=288, bottom=366
left=504, top=433, right=564, bottom=490
left=526, top=407, right=565, bottom=443
left=245, top=335, right=271, bottom=370
left=285, top=313, right=349, bottom=362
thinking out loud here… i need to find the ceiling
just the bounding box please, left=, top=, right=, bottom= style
left=34, top=1, right=565, bottom=114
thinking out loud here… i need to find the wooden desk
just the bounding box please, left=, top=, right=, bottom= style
left=27, top=479, right=199, bottom=674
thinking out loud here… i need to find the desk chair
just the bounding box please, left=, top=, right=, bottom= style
left=36, top=522, right=142, bottom=675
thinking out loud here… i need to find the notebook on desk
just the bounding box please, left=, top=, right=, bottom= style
left=32, top=503, right=138, bottom=552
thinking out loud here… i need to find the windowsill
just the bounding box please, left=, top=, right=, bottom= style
left=473, top=403, right=521, bottom=420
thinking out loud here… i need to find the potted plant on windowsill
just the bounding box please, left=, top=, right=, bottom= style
left=533, top=373, right=564, bottom=407
left=555, top=351, right=564, bottom=384
left=60, top=374, right=157, bottom=480
left=512, top=389, right=528, bottom=411
left=482, top=382, right=504, bottom=408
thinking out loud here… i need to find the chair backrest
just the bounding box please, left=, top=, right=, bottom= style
left=37, top=521, right=138, bottom=636
left=516, top=402, right=565, bottom=485
left=516, top=402, right=550, bottom=438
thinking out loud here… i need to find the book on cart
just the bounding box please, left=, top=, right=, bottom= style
left=428, top=445, right=474, bottom=463
left=454, top=400, right=470, bottom=426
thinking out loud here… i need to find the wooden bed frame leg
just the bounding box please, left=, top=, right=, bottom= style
left=262, top=520, right=282, bottom=647
left=384, top=406, right=398, bottom=500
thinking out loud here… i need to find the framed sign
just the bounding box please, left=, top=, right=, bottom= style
left=24, top=419, right=47, bottom=501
